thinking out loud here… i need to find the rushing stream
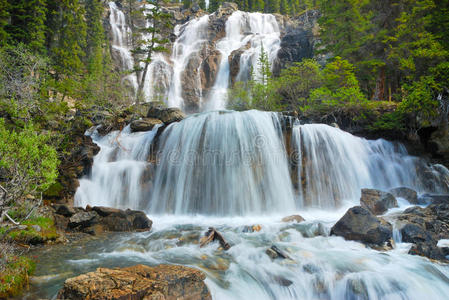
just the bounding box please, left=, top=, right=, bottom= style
left=26, top=110, right=449, bottom=299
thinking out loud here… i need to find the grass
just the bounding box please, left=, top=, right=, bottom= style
left=0, top=250, right=35, bottom=298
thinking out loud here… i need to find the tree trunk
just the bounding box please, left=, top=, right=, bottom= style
left=373, top=67, right=386, bottom=101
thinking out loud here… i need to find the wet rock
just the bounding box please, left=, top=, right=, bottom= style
left=420, top=194, right=449, bottom=204
left=330, top=206, right=392, bottom=246
left=130, top=118, right=163, bottom=132
left=68, top=211, right=99, bottom=229
left=57, top=264, right=212, bottom=300
left=91, top=206, right=125, bottom=217
left=266, top=245, right=292, bottom=260
left=389, top=187, right=419, bottom=204
left=360, top=188, right=398, bottom=215
left=242, top=225, right=262, bottom=232
left=147, top=105, right=186, bottom=125
left=400, top=223, right=433, bottom=244
left=200, top=227, right=231, bottom=250
left=409, top=242, right=446, bottom=261
left=52, top=204, right=78, bottom=217
left=282, top=214, right=305, bottom=223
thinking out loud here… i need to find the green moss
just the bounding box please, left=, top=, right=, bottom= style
left=44, top=181, right=63, bottom=197
left=0, top=255, right=35, bottom=298
left=4, top=217, right=59, bottom=245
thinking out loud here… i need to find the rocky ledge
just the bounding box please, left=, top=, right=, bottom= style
left=52, top=204, right=152, bottom=235
left=57, top=264, right=211, bottom=300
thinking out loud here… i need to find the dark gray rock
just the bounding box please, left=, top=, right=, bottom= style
left=360, top=188, right=398, bottom=215
left=400, top=223, right=433, bottom=244
left=330, top=206, right=392, bottom=246
left=69, top=211, right=99, bottom=229
left=147, top=105, right=185, bottom=125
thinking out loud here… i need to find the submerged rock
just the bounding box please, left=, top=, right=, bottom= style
left=360, top=188, right=398, bottom=215
left=266, top=245, right=292, bottom=260
left=57, top=264, right=211, bottom=300
left=281, top=214, right=305, bottom=223
left=389, top=187, right=419, bottom=204
left=330, top=206, right=392, bottom=246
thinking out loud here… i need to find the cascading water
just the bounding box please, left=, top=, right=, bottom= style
left=207, top=11, right=281, bottom=110
left=292, top=123, right=449, bottom=208
left=108, top=2, right=138, bottom=92
left=75, top=125, right=160, bottom=210
left=149, top=110, right=295, bottom=215
left=50, top=111, right=449, bottom=300
left=167, top=15, right=210, bottom=109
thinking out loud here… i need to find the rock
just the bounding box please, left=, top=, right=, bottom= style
left=242, top=224, right=262, bottom=232
left=91, top=206, right=125, bottom=217
left=68, top=211, right=99, bottom=229
left=57, top=264, right=211, bottom=300
left=266, top=245, right=292, bottom=260
left=130, top=118, right=163, bottom=132
left=389, top=187, right=419, bottom=204
left=330, top=206, right=392, bottom=246
left=409, top=242, right=446, bottom=261
left=53, top=204, right=78, bottom=217
left=281, top=215, right=305, bottom=223
left=360, top=188, right=398, bottom=215
left=147, top=105, right=185, bottom=125
left=419, top=194, right=449, bottom=204
left=31, top=225, right=41, bottom=232
left=400, top=223, right=433, bottom=244
left=200, top=227, right=231, bottom=250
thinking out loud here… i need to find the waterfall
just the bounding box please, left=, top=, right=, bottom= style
left=207, top=11, right=281, bottom=110
left=75, top=125, right=160, bottom=210
left=76, top=111, right=449, bottom=215
left=108, top=2, right=138, bottom=92
left=167, top=15, right=210, bottom=109
left=292, top=123, right=449, bottom=208
left=149, top=110, right=295, bottom=215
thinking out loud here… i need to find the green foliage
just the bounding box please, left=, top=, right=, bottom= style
left=0, top=0, right=8, bottom=45
left=274, top=59, right=322, bottom=109
left=0, top=118, right=59, bottom=205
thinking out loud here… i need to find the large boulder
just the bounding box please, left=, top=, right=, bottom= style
left=330, top=206, right=392, bottom=246
left=57, top=264, right=211, bottom=300
left=389, top=187, right=419, bottom=204
left=130, top=118, right=163, bottom=132
left=147, top=105, right=186, bottom=125
left=360, top=188, right=398, bottom=215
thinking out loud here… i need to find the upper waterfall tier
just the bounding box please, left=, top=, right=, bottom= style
left=107, top=2, right=295, bottom=112
left=75, top=110, right=449, bottom=216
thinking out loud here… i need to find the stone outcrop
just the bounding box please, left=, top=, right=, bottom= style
left=130, top=118, right=163, bottom=132
left=360, top=188, right=398, bottom=215
left=57, top=264, right=211, bottom=300
left=147, top=105, right=186, bottom=125
left=52, top=204, right=152, bottom=235
left=389, top=187, right=419, bottom=204
left=331, top=206, right=392, bottom=246
left=394, top=203, right=449, bottom=261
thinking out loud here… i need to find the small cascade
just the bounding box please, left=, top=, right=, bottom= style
left=150, top=110, right=296, bottom=215
left=292, top=123, right=449, bottom=208
left=167, top=15, right=210, bottom=109
left=75, top=125, right=160, bottom=210
left=207, top=11, right=281, bottom=110
left=108, top=2, right=138, bottom=92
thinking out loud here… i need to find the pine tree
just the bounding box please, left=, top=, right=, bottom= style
left=0, top=0, right=8, bottom=45
left=280, top=0, right=290, bottom=15
left=6, top=0, right=47, bottom=53
left=133, top=0, right=172, bottom=103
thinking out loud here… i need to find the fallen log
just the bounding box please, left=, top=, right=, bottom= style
left=200, top=227, right=231, bottom=250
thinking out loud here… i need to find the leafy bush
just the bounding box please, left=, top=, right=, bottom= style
left=0, top=118, right=59, bottom=206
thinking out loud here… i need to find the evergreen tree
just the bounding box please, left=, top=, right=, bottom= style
left=6, top=0, right=47, bottom=53
left=0, top=0, right=8, bottom=45
left=133, top=0, right=172, bottom=102
left=265, top=0, right=280, bottom=13
left=85, top=0, right=105, bottom=77
left=280, top=0, right=291, bottom=14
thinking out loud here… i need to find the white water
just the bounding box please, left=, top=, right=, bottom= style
left=167, top=15, right=210, bottom=109
left=108, top=2, right=138, bottom=92
left=207, top=11, right=281, bottom=110
left=75, top=125, right=160, bottom=210
left=293, top=124, right=449, bottom=208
